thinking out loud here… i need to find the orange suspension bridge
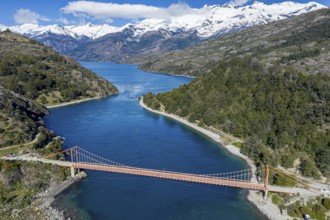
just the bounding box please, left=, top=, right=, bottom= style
left=3, top=146, right=322, bottom=196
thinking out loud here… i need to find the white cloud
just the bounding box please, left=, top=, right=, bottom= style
left=14, top=9, right=49, bottom=24
left=56, top=17, right=70, bottom=25
left=229, top=0, right=250, bottom=6
left=61, top=1, right=209, bottom=21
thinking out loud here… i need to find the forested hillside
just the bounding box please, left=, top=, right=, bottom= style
left=143, top=10, right=330, bottom=178
left=0, top=31, right=118, bottom=148
left=0, top=31, right=117, bottom=106
left=144, top=57, right=329, bottom=177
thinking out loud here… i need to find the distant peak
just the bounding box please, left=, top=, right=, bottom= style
left=84, top=22, right=94, bottom=27
left=222, top=4, right=234, bottom=8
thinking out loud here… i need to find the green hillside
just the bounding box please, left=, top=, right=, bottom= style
left=0, top=31, right=118, bottom=106
left=143, top=10, right=330, bottom=178
left=0, top=31, right=118, bottom=148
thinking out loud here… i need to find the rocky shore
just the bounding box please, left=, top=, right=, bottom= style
left=31, top=171, right=87, bottom=220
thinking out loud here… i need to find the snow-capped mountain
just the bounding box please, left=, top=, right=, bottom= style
left=1, top=23, right=122, bottom=40
left=126, top=1, right=326, bottom=39
left=0, top=1, right=326, bottom=60
left=1, top=1, right=325, bottom=40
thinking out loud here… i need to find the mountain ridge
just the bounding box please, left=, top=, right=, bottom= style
left=138, top=8, right=330, bottom=76
left=1, top=1, right=325, bottom=40
left=0, top=1, right=325, bottom=59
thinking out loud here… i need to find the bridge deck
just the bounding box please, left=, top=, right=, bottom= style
left=71, top=162, right=267, bottom=191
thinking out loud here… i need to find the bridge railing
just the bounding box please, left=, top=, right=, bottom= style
left=67, top=146, right=265, bottom=184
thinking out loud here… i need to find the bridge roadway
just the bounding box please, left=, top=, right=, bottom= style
left=2, top=155, right=320, bottom=196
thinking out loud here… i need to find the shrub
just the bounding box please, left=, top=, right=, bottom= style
left=322, top=198, right=330, bottom=209
left=272, top=194, right=282, bottom=204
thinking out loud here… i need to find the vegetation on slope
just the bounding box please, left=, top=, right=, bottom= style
left=142, top=9, right=330, bottom=180
left=270, top=193, right=330, bottom=220
left=144, top=57, right=330, bottom=178
left=139, top=8, right=330, bottom=77
left=0, top=31, right=118, bottom=106
left=0, top=31, right=118, bottom=148
left=0, top=160, right=69, bottom=219
left=0, top=86, right=47, bottom=147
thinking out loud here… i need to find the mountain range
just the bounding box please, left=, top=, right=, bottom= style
left=0, top=1, right=326, bottom=61
left=138, top=7, right=330, bottom=76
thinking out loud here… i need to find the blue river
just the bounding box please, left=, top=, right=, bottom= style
left=44, top=62, right=267, bottom=220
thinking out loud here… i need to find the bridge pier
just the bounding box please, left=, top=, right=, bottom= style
left=263, top=190, right=268, bottom=200
left=71, top=166, right=75, bottom=177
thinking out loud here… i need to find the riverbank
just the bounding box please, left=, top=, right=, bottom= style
left=46, top=96, right=104, bottom=109
left=139, top=97, right=292, bottom=220
left=139, top=98, right=255, bottom=170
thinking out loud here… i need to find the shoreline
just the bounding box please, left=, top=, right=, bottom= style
left=139, top=97, right=291, bottom=220
left=31, top=171, right=87, bottom=220
left=33, top=178, right=74, bottom=220
left=135, top=64, right=197, bottom=79
left=46, top=96, right=104, bottom=109
left=139, top=98, right=256, bottom=170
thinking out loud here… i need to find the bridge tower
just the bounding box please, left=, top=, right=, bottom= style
left=263, top=164, right=269, bottom=200
left=70, top=146, right=79, bottom=177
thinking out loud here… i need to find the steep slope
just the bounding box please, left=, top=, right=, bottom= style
left=0, top=23, right=122, bottom=53
left=33, top=32, right=89, bottom=54
left=143, top=10, right=330, bottom=178
left=0, top=31, right=118, bottom=106
left=68, top=28, right=201, bottom=62
left=0, top=85, right=47, bottom=147
left=139, top=8, right=330, bottom=76
left=0, top=31, right=118, bottom=148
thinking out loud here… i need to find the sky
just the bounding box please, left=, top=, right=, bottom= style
left=0, top=0, right=329, bottom=26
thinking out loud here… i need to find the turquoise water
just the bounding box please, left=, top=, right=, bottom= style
left=44, top=62, right=267, bottom=220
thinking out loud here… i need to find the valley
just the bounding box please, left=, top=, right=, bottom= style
left=0, top=1, right=329, bottom=220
